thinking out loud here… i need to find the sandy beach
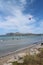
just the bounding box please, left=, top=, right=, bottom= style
left=0, top=42, right=41, bottom=65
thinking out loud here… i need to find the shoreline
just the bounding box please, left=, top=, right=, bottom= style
left=0, top=41, right=39, bottom=58
left=0, top=43, right=40, bottom=57
left=0, top=42, right=41, bottom=65
left=0, top=43, right=37, bottom=58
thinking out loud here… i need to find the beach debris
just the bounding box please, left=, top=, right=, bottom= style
left=41, top=43, right=43, bottom=45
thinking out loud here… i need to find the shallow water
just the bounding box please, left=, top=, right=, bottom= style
left=0, top=35, right=43, bottom=57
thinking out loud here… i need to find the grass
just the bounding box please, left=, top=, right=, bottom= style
left=12, top=48, right=43, bottom=65
left=12, top=61, right=17, bottom=65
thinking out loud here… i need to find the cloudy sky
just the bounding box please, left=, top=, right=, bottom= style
left=0, top=0, right=43, bottom=34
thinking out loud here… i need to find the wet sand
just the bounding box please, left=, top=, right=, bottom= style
left=0, top=43, right=41, bottom=65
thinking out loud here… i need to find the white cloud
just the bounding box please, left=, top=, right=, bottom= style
left=0, top=0, right=42, bottom=34
left=0, top=11, right=36, bottom=33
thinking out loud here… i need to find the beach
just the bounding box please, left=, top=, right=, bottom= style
left=0, top=37, right=41, bottom=57
left=0, top=42, right=41, bottom=65
left=0, top=35, right=43, bottom=65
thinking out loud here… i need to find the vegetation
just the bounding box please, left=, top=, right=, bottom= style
left=12, top=48, right=43, bottom=65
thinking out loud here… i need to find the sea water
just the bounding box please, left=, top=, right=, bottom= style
left=0, top=35, right=43, bottom=57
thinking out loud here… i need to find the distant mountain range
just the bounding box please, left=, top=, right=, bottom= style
left=6, top=32, right=34, bottom=36
left=0, top=32, right=43, bottom=36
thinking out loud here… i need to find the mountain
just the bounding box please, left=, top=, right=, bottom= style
left=6, top=32, right=43, bottom=36
left=0, top=32, right=43, bottom=36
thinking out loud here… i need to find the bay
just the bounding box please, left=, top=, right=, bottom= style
left=0, top=35, right=43, bottom=57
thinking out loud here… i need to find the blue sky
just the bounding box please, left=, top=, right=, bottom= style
left=0, top=0, right=43, bottom=34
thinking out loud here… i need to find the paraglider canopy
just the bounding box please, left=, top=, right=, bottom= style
left=29, top=17, right=31, bottom=20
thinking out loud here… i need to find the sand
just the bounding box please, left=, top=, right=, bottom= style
left=0, top=43, right=41, bottom=65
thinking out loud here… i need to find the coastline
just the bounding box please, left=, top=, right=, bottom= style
left=0, top=41, right=40, bottom=58
left=0, top=42, right=41, bottom=65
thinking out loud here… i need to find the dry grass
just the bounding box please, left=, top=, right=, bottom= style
left=12, top=48, right=43, bottom=65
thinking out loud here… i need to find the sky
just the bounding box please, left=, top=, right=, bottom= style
left=0, top=0, right=43, bottom=34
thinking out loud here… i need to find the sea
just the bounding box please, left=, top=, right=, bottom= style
left=0, top=35, right=43, bottom=57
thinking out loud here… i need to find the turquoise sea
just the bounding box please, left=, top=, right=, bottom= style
left=0, top=35, right=43, bottom=57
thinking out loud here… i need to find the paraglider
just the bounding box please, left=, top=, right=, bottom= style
left=29, top=17, right=31, bottom=20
